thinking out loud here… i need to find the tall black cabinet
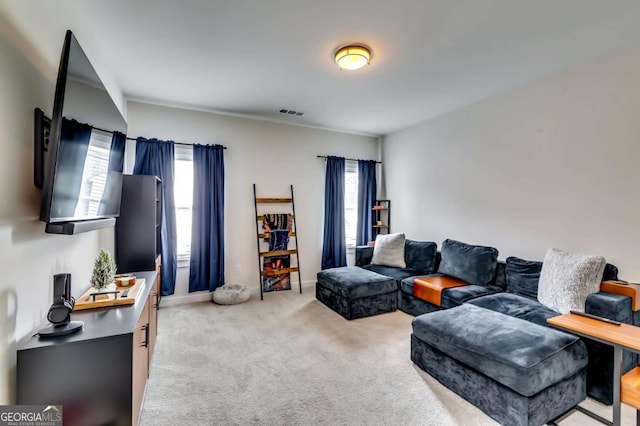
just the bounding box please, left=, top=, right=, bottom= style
left=116, top=175, right=162, bottom=287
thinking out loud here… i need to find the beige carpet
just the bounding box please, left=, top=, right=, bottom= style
left=141, top=287, right=633, bottom=425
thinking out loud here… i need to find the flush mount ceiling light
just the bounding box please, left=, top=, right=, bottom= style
left=334, top=44, right=372, bottom=70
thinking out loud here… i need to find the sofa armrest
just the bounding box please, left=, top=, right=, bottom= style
left=583, top=291, right=636, bottom=404
left=585, top=291, right=633, bottom=324
left=355, top=245, right=374, bottom=267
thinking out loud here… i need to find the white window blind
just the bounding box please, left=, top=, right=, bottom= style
left=174, top=145, right=193, bottom=259
left=344, top=161, right=359, bottom=247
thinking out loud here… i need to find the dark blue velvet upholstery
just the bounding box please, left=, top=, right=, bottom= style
left=505, top=257, right=543, bottom=300
left=315, top=283, right=397, bottom=320
left=504, top=257, right=620, bottom=301
left=399, top=274, right=501, bottom=309
left=411, top=334, right=587, bottom=426
left=345, top=242, right=630, bottom=407
left=398, top=291, right=442, bottom=316
left=412, top=304, right=587, bottom=396
left=404, top=240, right=438, bottom=274
left=437, top=239, right=499, bottom=286
left=356, top=240, right=437, bottom=275
left=584, top=292, right=636, bottom=404
left=355, top=245, right=374, bottom=267
left=440, top=285, right=502, bottom=308
left=317, top=267, right=396, bottom=298
left=399, top=274, right=440, bottom=295
left=469, top=293, right=560, bottom=327
left=492, top=261, right=507, bottom=290
left=362, top=264, right=418, bottom=283
left=603, top=263, right=620, bottom=281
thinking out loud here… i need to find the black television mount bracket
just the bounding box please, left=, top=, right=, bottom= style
left=33, top=107, right=51, bottom=189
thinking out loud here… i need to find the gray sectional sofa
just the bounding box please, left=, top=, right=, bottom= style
left=316, top=237, right=637, bottom=423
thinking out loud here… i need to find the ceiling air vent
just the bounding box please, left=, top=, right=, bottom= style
left=278, top=108, right=304, bottom=117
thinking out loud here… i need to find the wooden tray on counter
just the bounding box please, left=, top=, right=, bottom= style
left=73, top=278, right=145, bottom=311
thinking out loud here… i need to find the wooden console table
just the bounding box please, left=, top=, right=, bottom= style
left=548, top=313, right=640, bottom=426
left=16, top=270, right=159, bottom=426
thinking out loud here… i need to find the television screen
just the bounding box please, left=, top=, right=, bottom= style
left=48, top=118, right=123, bottom=221
left=40, top=31, right=127, bottom=225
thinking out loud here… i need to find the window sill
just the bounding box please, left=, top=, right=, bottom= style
left=177, top=255, right=190, bottom=269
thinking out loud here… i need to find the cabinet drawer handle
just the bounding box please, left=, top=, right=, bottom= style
left=153, top=292, right=159, bottom=309
left=141, top=324, right=149, bottom=347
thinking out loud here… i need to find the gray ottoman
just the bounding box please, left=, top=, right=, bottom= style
left=411, top=304, right=587, bottom=426
left=316, top=266, right=398, bottom=320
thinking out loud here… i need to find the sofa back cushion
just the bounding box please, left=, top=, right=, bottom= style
left=404, top=240, right=438, bottom=274
left=538, top=248, right=606, bottom=314
left=437, top=239, right=499, bottom=286
left=506, top=255, right=619, bottom=302
left=492, top=261, right=508, bottom=290
left=505, top=257, right=543, bottom=300
left=371, top=233, right=406, bottom=268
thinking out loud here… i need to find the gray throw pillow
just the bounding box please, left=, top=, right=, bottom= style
left=371, top=233, right=406, bottom=268
left=538, top=248, right=606, bottom=314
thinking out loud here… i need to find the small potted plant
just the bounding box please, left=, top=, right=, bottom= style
left=91, top=249, right=117, bottom=292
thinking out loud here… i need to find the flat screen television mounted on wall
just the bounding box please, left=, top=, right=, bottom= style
left=39, top=30, right=128, bottom=235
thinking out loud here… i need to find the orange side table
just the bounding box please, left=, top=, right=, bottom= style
left=548, top=313, right=640, bottom=426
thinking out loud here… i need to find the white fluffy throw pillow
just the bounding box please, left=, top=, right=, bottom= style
left=538, top=248, right=606, bottom=314
left=371, top=233, right=406, bottom=268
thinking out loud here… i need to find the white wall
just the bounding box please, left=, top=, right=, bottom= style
left=126, top=101, right=378, bottom=302
left=0, top=21, right=108, bottom=404
left=384, top=45, right=640, bottom=280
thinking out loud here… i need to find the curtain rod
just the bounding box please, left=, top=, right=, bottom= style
left=317, top=155, right=381, bottom=164
left=90, top=125, right=227, bottom=149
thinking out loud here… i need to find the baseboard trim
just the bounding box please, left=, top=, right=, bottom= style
left=159, top=292, right=213, bottom=307
left=159, top=280, right=316, bottom=307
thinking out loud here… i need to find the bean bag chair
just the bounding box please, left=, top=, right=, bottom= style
left=212, top=285, right=251, bottom=305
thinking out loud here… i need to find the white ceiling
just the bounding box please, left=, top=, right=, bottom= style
left=2, top=0, right=640, bottom=136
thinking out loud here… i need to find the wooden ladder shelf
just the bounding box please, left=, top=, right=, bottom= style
left=253, top=184, right=302, bottom=300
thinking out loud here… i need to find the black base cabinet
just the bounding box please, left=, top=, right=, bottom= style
left=17, top=271, right=158, bottom=426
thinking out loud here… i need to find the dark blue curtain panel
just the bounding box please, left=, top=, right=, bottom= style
left=189, top=144, right=225, bottom=292
left=108, top=131, right=126, bottom=173
left=356, top=159, right=377, bottom=246
left=133, top=138, right=177, bottom=296
left=321, top=156, right=347, bottom=269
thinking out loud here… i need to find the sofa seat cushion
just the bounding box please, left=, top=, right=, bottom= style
left=413, top=275, right=469, bottom=306
left=362, top=264, right=417, bottom=282
left=400, top=274, right=441, bottom=294
left=412, top=304, right=588, bottom=397
left=317, top=266, right=397, bottom=299
left=469, top=293, right=560, bottom=327
left=400, top=275, right=501, bottom=307
left=440, top=285, right=502, bottom=308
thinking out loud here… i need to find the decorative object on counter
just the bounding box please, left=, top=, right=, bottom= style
left=38, top=273, right=83, bottom=338
left=73, top=278, right=146, bottom=311
left=212, top=285, right=251, bottom=305
left=116, top=276, right=137, bottom=287
left=91, top=249, right=117, bottom=294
